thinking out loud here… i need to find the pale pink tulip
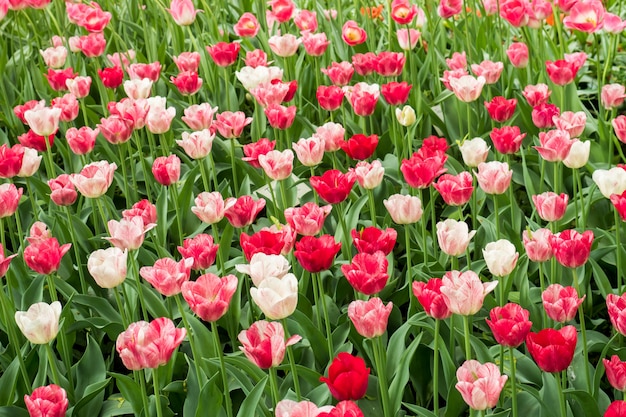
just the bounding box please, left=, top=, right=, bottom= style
left=14, top=301, right=62, bottom=344
left=475, top=161, right=512, bottom=195
left=440, top=270, right=498, bottom=316
left=483, top=239, right=519, bottom=277
left=235, top=252, right=291, bottom=286
left=456, top=360, right=507, bottom=410
left=105, top=216, right=156, bottom=250
left=176, top=129, right=215, bottom=159
left=250, top=274, right=298, bottom=320
left=88, top=247, right=128, bottom=288
left=437, top=219, right=475, bottom=256
left=383, top=194, right=423, bottom=224
left=348, top=297, right=393, bottom=338
left=70, top=160, right=117, bottom=198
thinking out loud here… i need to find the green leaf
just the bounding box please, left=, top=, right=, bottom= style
left=0, top=357, right=20, bottom=406
left=0, top=407, right=29, bottom=417
left=100, top=395, right=137, bottom=417
left=109, top=372, right=143, bottom=417
left=73, top=294, right=122, bottom=325
left=389, top=333, right=423, bottom=413
left=565, top=389, right=602, bottom=417
left=236, top=376, right=267, bottom=417
left=70, top=378, right=111, bottom=417
left=72, top=335, right=107, bottom=416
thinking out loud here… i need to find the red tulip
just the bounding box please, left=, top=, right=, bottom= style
left=341, top=251, right=389, bottom=295
left=310, top=169, right=356, bottom=204
left=294, top=235, right=341, bottom=273
left=170, top=71, right=203, bottom=95
left=116, top=317, right=186, bottom=370
left=352, top=52, right=379, bottom=76
left=182, top=273, right=238, bottom=322
left=381, top=81, right=412, bottom=105
left=206, top=42, right=240, bottom=67
left=345, top=82, right=379, bottom=116
left=24, top=384, right=68, bottom=417
left=606, top=401, right=626, bottom=417
left=320, top=353, right=370, bottom=401
left=341, top=134, right=378, bottom=160
left=532, top=103, right=560, bottom=129
left=486, top=303, right=532, bottom=348
left=401, top=151, right=447, bottom=189
left=525, top=326, right=577, bottom=373
left=549, top=229, right=593, bottom=268
left=98, top=66, right=124, bottom=89
left=317, top=85, right=344, bottom=111
left=490, top=125, right=526, bottom=154
left=412, top=278, right=452, bottom=320
left=0, top=144, right=24, bottom=179
left=351, top=226, right=396, bottom=255
left=240, top=229, right=288, bottom=261
left=317, top=401, right=364, bottom=417
left=264, top=103, right=296, bottom=130
left=46, top=68, right=76, bottom=91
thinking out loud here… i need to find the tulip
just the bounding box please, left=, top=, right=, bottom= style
left=192, top=191, right=233, bottom=225
left=440, top=270, right=498, bottom=316
left=606, top=401, right=626, bottom=417
left=116, top=317, right=186, bottom=370
left=105, top=216, right=156, bottom=251
left=376, top=53, right=406, bottom=77
left=449, top=75, right=486, bottom=102
left=48, top=174, right=78, bottom=206
left=223, top=195, right=266, bottom=228
left=396, top=105, right=417, bottom=126
left=24, top=106, right=61, bottom=137
left=563, top=140, right=590, bottom=169
left=206, top=42, right=240, bottom=67
left=458, top=137, right=490, bottom=167
left=152, top=155, right=180, bottom=186
left=15, top=301, right=62, bottom=344
left=437, top=219, right=475, bottom=256
left=181, top=273, right=238, bottom=322
left=486, top=303, right=532, bottom=347
left=604, top=355, right=626, bottom=392
left=294, top=234, right=341, bottom=273
left=177, top=234, right=219, bottom=271
left=549, top=229, right=594, bottom=268
left=292, top=136, right=325, bottom=167
left=532, top=103, right=560, bottom=129
left=341, top=251, right=389, bottom=295
left=401, top=152, right=447, bottom=189
left=593, top=168, right=626, bottom=199
left=471, top=60, right=504, bottom=84
left=351, top=226, right=396, bottom=255
left=71, top=160, right=117, bottom=198
left=413, top=278, right=452, bottom=319
left=310, top=169, right=356, bottom=204
left=348, top=297, right=393, bottom=338
left=240, top=229, right=290, bottom=261
left=0, top=245, right=17, bottom=278
left=433, top=172, right=473, bottom=206
left=475, top=161, right=513, bottom=195
left=532, top=192, right=569, bottom=222
left=384, top=194, right=423, bottom=224
left=140, top=257, right=193, bottom=297
left=170, top=71, right=203, bottom=95
left=302, top=31, right=330, bottom=56
left=608, top=293, right=626, bottom=336
left=483, top=239, right=519, bottom=277
left=268, top=34, right=301, bottom=57
left=542, top=284, right=584, bottom=323
left=181, top=103, right=217, bottom=130
left=238, top=320, right=301, bottom=369
left=320, top=353, right=370, bottom=401
left=522, top=228, right=553, bottom=262
left=352, top=53, right=379, bottom=77
left=484, top=96, right=517, bottom=123
left=243, top=138, right=276, bottom=168
left=24, top=238, right=71, bottom=275
left=456, top=360, right=507, bottom=410
left=87, top=247, right=128, bottom=288
left=167, top=0, right=202, bottom=25
left=506, top=42, right=529, bottom=68
left=122, top=200, right=157, bottom=227
left=341, top=20, right=367, bottom=46
left=24, top=384, right=69, bottom=417
left=525, top=326, right=577, bottom=373
left=344, top=82, right=380, bottom=117
left=258, top=149, right=294, bottom=180
left=250, top=274, right=298, bottom=320
left=352, top=160, right=385, bottom=189
left=0, top=183, right=23, bottom=218
left=284, top=203, right=332, bottom=236
left=397, top=28, right=421, bottom=50
left=234, top=12, right=260, bottom=37
left=235, top=252, right=291, bottom=287
left=602, top=84, right=626, bottom=110
left=276, top=400, right=333, bottom=417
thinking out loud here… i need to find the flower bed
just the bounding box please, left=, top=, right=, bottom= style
left=1, top=0, right=626, bottom=416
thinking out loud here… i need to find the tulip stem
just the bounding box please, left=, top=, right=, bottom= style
left=314, top=272, right=334, bottom=360
left=152, top=368, right=165, bottom=417
left=47, top=275, right=76, bottom=396
left=25, top=178, right=39, bottom=222
left=433, top=319, right=441, bottom=415
left=373, top=337, right=392, bottom=417
left=45, top=343, right=62, bottom=387
left=281, top=318, right=301, bottom=400
left=114, top=288, right=129, bottom=328
left=229, top=139, right=239, bottom=197
left=211, top=321, right=233, bottom=417
left=338, top=202, right=351, bottom=261
left=509, top=347, right=518, bottom=417
left=367, top=189, right=377, bottom=228
left=169, top=184, right=184, bottom=246
left=268, top=367, right=280, bottom=407
left=494, top=195, right=501, bottom=240
left=199, top=158, right=211, bottom=192
left=571, top=268, right=592, bottom=394
left=133, top=133, right=153, bottom=203
left=405, top=223, right=413, bottom=289
left=575, top=170, right=585, bottom=228
left=538, top=263, right=547, bottom=326
left=64, top=207, right=87, bottom=295
left=466, top=100, right=472, bottom=140
left=117, top=144, right=132, bottom=207
left=130, top=252, right=149, bottom=321
left=418, top=189, right=428, bottom=261
left=176, top=295, right=206, bottom=385
left=279, top=180, right=289, bottom=223
left=211, top=224, right=225, bottom=276
left=209, top=153, right=220, bottom=192
left=463, top=315, right=472, bottom=360
left=43, top=136, right=56, bottom=180
left=0, top=282, right=31, bottom=391
left=556, top=372, right=567, bottom=417
left=615, top=208, right=623, bottom=295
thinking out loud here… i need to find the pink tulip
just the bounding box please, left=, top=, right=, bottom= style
left=397, top=28, right=421, bottom=50
left=506, top=42, right=529, bottom=68
left=250, top=274, right=298, bottom=320
left=182, top=273, right=238, bottom=322
left=437, top=219, right=475, bottom=256
left=66, top=126, right=98, bottom=155
left=532, top=192, right=569, bottom=222
left=146, top=104, right=176, bottom=134
left=122, top=200, right=157, bottom=227
left=0, top=244, right=16, bottom=278
left=152, top=154, right=181, bottom=186
left=352, top=160, right=385, bottom=189
left=613, top=116, right=626, bottom=144
left=314, top=122, right=346, bottom=152
left=292, top=136, right=325, bottom=167
left=341, top=251, right=389, bottom=296
left=116, top=317, right=186, bottom=370
left=234, top=12, right=260, bottom=37
left=170, top=71, right=203, bottom=95
left=471, top=60, right=504, bottom=84
left=456, top=360, right=507, bottom=410
left=224, top=195, right=266, bottom=228
left=268, top=33, right=301, bottom=57
left=553, top=111, right=586, bottom=138
left=24, top=236, right=71, bottom=275
left=535, top=129, right=575, bottom=162
left=602, top=84, right=626, bottom=109
left=71, top=160, right=117, bottom=198
left=258, top=149, right=294, bottom=181
left=191, top=191, right=234, bottom=224
left=284, top=202, right=332, bottom=236
left=302, top=31, right=330, bottom=56
left=176, top=129, right=214, bottom=160
left=173, top=52, right=201, bottom=72
left=215, top=111, right=253, bottom=139
left=440, top=270, right=498, bottom=316
left=140, top=257, right=193, bottom=297
left=167, top=0, right=202, bottom=25
left=15, top=301, right=62, bottom=344
left=65, top=75, right=91, bottom=98
left=348, top=297, right=393, bottom=338
left=604, top=355, right=626, bottom=392
left=475, top=161, right=513, bottom=195
left=383, top=194, right=423, bottom=224
left=294, top=9, right=318, bottom=32
left=458, top=137, right=490, bottom=167
left=238, top=320, right=301, bottom=369
left=40, top=46, right=67, bottom=69
left=523, top=83, right=551, bottom=107
left=562, top=0, right=605, bottom=33
left=177, top=234, right=219, bottom=271
left=542, top=284, right=584, bottom=322
left=344, top=82, right=379, bottom=116
left=522, top=228, right=553, bottom=262
left=182, top=103, right=217, bottom=130
left=105, top=216, right=155, bottom=250
left=276, top=399, right=333, bottom=417
left=449, top=75, right=486, bottom=102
